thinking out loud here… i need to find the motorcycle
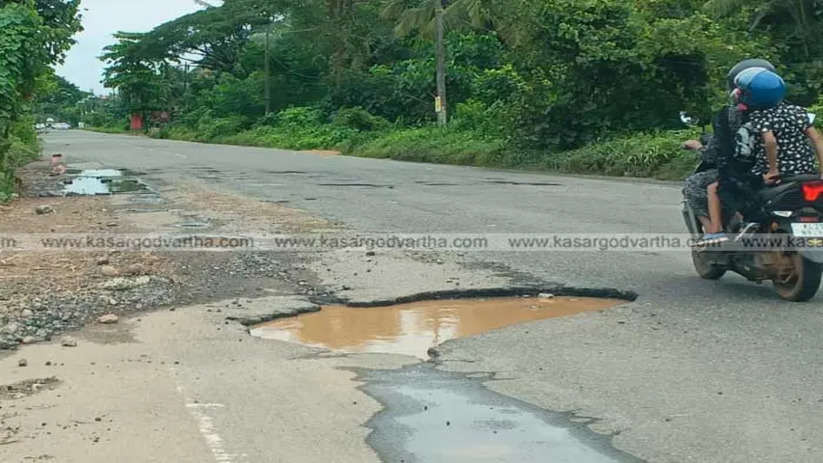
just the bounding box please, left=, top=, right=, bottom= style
left=682, top=173, right=823, bottom=301
left=679, top=112, right=823, bottom=301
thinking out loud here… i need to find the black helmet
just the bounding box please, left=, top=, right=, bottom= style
left=727, top=59, right=776, bottom=91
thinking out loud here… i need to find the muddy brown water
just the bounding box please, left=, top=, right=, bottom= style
left=251, top=297, right=622, bottom=358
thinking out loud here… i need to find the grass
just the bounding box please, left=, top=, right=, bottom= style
left=350, top=126, right=506, bottom=167
left=522, top=130, right=700, bottom=180
left=348, top=126, right=698, bottom=180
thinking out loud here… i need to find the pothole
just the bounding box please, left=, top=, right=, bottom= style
left=251, top=296, right=623, bottom=359
left=317, top=183, right=395, bottom=189
left=0, top=377, right=61, bottom=400
left=359, top=364, right=643, bottom=463
left=175, top=221, right=211, bottom=229
left=484, top=180, right=561, bottom=186
left=63, top=169, right=149, bottom=196
left=414, top=181, right=460, bottom=186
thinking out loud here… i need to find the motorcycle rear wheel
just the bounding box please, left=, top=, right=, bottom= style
left=692, top=249, right=727, bottom=280
left=773, top=253, right=823, bottom=302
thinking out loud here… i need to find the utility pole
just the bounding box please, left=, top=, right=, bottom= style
left=434, top=0, right=447, bottom=126
left=264, top=22, right=272, bottom=115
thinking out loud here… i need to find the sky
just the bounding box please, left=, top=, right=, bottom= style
left=55, top=0, right=206, bottom=95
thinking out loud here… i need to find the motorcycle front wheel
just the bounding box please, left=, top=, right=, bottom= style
left=773, top=253, right=823, bottom=302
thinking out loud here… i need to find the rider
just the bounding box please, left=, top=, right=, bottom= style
left=683, top=59, right=777, bottom=236
left=702, top=68, right=823, bottom=242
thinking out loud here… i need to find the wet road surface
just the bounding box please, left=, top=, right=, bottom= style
left=360, top=364, right=645, bottom=463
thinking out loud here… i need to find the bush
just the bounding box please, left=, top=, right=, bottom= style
left=533, top=130, right=699, bottom=179
left=351, top=125, right=505, bottom=167
left=471, top=65, right=527, bottom=106
left=197, top=115, right=249, bottom=140
left=332, top=107, right=390, bottom=132
left=1, top=117, right=40, bottom=202
left=274, top=106, right=325, bottom=128
left=452, top=99, right=509, bottom=136
left=199, top=73, right=265, bottom=118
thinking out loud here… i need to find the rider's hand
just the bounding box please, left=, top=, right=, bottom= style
left=763, top=169, right=781, bottom=185
left=682, top=140, right=703, bottom=151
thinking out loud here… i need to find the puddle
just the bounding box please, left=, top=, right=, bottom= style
left=63, top=169, right=148, bottom=196
left=251, top=297, right=622, bottom=359
left=66, top=168, right=122, bottom=177
left=359, top=364, right=642, bottom=463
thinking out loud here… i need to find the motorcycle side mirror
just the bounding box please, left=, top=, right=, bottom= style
left=680, top=111, right=699, bottom=127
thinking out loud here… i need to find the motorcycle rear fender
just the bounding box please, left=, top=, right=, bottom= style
left=800, top=249, right=823, bottom=264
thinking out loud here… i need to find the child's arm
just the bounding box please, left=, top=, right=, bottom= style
left=805, top=127, right=823, bottom=177
left=762, top=130, right=780, bottom=183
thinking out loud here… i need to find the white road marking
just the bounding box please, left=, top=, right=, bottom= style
left=174, top=380, right=245, bottom=462
left=186, top=403, right=243, bottom=463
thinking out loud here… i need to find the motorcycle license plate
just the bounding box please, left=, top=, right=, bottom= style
left=791, top=223, right=823, bottom=237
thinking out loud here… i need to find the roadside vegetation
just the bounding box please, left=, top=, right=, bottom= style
left=0, top=0, right=82, bottom=202
left=68, top=0, right=823, bottom=181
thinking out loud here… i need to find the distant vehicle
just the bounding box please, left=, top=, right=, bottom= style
left=51, top=122, right=71, bottom=130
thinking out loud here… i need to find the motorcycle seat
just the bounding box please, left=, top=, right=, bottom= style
left=757, top=175, right=819, bottom=202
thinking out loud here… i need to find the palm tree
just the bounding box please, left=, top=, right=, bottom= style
left=381, top=0, right=518, bottom=124
left=382, top=0, right=510, bottom=39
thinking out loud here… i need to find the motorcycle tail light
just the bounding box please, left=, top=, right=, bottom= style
left=798, top=216, right=820, bottom=223
left=803, top=181, right=823, bottom=202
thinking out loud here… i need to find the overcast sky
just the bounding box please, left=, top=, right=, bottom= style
left=56, top=0, right=205, bottom=95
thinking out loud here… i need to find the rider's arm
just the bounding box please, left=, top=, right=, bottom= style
left=805, top=126, right=823, bottom=175
left=763, top=130, right=780, bottom=181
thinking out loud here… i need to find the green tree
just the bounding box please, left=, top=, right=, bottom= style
left=705, top=0, right=823, bottom=102
left=101, top=32, right=174, bottom=122
left=0, top=0, right=81, bottom=199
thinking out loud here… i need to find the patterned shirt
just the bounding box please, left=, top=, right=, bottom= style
left=749, top=103, right=817, bottom=176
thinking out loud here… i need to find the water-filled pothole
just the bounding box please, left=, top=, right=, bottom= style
left=359, top=364, right=643, bottom=463
left=251, top=296, right=622, bottom=359
left=63, top=169, right=148, bottom=196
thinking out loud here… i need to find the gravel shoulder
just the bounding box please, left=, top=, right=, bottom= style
left=0, top=159, right=326, bottom=350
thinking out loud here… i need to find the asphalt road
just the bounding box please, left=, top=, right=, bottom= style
left=16, top=130, right=823, bottom=462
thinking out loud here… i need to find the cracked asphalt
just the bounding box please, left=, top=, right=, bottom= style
left=2, top=130, right=822, bottom=462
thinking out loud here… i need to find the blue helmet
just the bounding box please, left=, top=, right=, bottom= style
left=727, top=59, right=776, bottom=91
left=734, top=68, right=786, bottom=109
